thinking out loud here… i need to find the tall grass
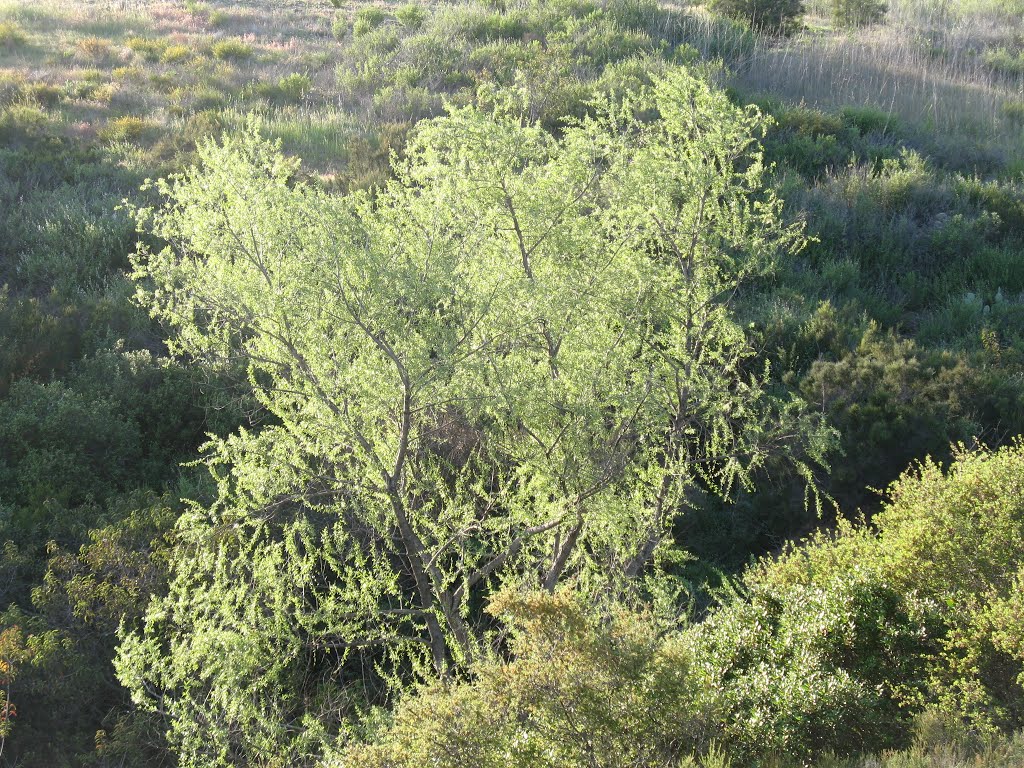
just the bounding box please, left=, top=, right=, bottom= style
left=679, top=0, right=1024, bottom=172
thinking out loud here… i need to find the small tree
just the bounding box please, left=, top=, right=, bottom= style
left=117, top=67, right=832, bottom=766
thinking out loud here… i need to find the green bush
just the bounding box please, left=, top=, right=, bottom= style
left=831, top=0, right=887, bottom=27
left=211, top=38, right=252, bottom=60
left=0, top=21, right=27, bottom=49
left=395, top=3, right=427, bottom=29
left=161, top=43, right=191, bottom=63
left=125, top=36, right=169, bottom=61
left=798, top=328, right=990, bottom=507
left=840, top=104, right=897, bottom=135
left=984, top=47, right=1024, bottom=78
left=339, top=591, right=701, bottom=768
left=246, top=73, right=313, bottom=104
left=331, top=11, right=347, bottom=40
left=353, top=6, right=388, bottom=37
left=758, top=442, right=1024, bottom=735
left=684, top=570, right=937, bottom=762
left=710, top=0, right=804, bottom=35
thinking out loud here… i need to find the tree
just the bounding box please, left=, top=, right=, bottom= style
left=116, top=67, right=832, bottom=766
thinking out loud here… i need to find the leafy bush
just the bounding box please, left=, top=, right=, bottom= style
left=347, top=443, right=1024, bottom=766
left=0, top=21, right=28, bottom=49
left=161, top=43, right=191, bottom=63
left=840, top=104, right=897, bottom=135
left=395, top=3, right=427, bottom=30
left=798, top=328, right=994, bottom=507
left=76, top=36, right=114, bottom=61
left=710, top=0, right=804, bottom=35
left=758, top=442, right=1024, bottom=735
left=245, top=73, right=313, bottom=104
left=984, top=47, right=1024, bottom=78
left=99, top=115, right=155, bottom=143
left=126, top=36, right=168, bottom=61
left=340, top=591, right=701, bottom=768
left=211, top=38, right=252, bottom=60
left=353, top=7, right=388, bottom=37
left=331, top=11, right=347, bottom=40
left=1002, top=100, right=1024, bottom=125
left=684, top=570, right=937, bottom=762
left=831, top=0, right=887, bottom=27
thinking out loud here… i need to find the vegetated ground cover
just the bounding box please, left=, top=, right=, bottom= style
left=0, top=0, right=1021, bottom=765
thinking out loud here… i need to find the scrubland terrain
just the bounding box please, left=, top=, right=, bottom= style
left=1, top=0, right=1023, bottom=765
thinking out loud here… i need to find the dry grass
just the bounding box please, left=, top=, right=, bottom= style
left=677, top=0, right=1024, bottom=171
left=3, top=0, right=1021, bottom=176
left=0, top=0, right=359, bottom=172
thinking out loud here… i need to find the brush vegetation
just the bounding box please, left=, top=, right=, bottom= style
left=0, top=0, right=1022, bottom=766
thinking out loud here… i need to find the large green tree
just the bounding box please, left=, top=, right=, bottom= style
left=116, top=67, right=832, bottom=766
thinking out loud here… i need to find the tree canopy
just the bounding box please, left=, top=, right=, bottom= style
left=117, top=67, right=832, bottom=766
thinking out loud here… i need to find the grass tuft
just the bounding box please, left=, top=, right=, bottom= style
left=211, top=38, right=252, bottom=61
left=0, top=19, right=27, bottom=49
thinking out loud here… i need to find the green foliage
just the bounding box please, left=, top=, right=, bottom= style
left=710, top=0, right=804, bottom=36
left=118, top=68, right=831, bottom=766
left=211, top=38, right=253, bottom=61
left=126, top=35, right=170, bottom=61
left=331, top=11, right=348, bottom=41
left=0, top=0, right=1023, bottom=764
left=244, top=73, right=314, bottom=105
left=340, top=590, right=700, bottom=768
left=161, top=42, right=191, bottom=63
left=350, top=444, right=1024, bottom=767
left=0, top=20, right=28, bottom=49
left=395, top=3, right=427, bottom=30
left=684, top=570, right=937, bottom=762
left=797, top=327, right=1023, bottom=507
left=757, top=442, right=1024, bottom=736
left=0, top=494, right=180, bottom=766
left=830, top=0, right=887, bottom=26
left=984, top=47, right=1024, bottom=77
left=354, top=7, right=388, bottom=37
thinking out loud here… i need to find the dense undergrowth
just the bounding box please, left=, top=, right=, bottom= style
left=0, top=0, right=1022, bottom=766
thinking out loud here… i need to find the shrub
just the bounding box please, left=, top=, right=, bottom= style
left=160, top=43, right=191, bottom=63
left=353, top=6, right=388, bottom=37
left=0, top=20, right=27, bottom=49
left=983, top=47, right=1024, bottom=78
left=208, top=9, right=230, bottom=27
left=98, top=115, right=153, bottom=143
left=395, top=3, right=427, bottom=30
left=1002, top=100, right=1024, bottom=125
left=0, top=102, right=50, bottom=142
left=125, top=36, right=168, bottom=61
left=685, top=570, right=937, bottom=762
left=798, top=328, right=986, bottom=506
left=340, top=542, right=942, bottom=766
left=0, top=72, right=24, bottom=106
left=840, top=104, right=897, bottom=135
left=76, top=36, right=114, bottom=61
left=211, top=38, right=252, bottom=60
left=243, top=73, right=312, bottom=105
left=339, top=591, right=701, bottom=768
left=331, top=11, right=347, bottom=40
left=758, top=442, right=1024, bottom=735
left=831, top=0, right=887, bottom=27
left=605, top=0, right=663, bottom=31
left=276, top=72, right=312, bottom=102
left=710, top=0, right=804, bottom=35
